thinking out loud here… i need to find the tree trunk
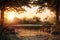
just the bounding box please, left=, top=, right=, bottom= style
left=0, top=5, right=6, bottom=40
left=56, top=0, right=59, bottom=25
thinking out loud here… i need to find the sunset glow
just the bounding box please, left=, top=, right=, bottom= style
left=4, top=5, right=56, bottom=23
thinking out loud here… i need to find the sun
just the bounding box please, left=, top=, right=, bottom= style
left=6, top=11, right=16, bottom=21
